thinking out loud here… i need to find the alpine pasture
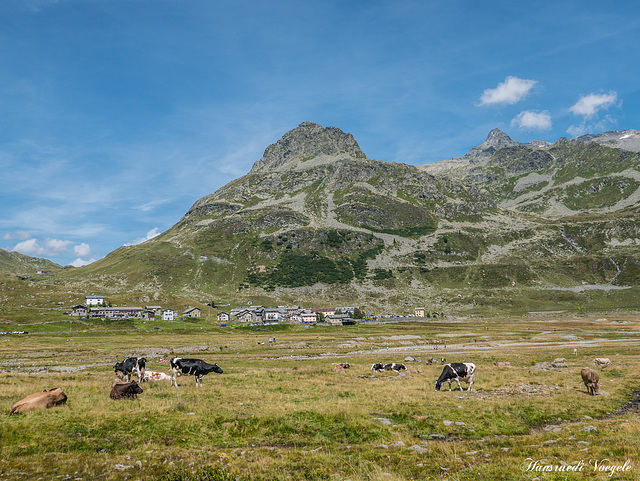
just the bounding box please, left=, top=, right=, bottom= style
left=1, top=315, right=640, bottom=480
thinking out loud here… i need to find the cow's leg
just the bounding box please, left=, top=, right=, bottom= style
left=448, top=380, right=453, bottom=391
left=467, top=375, right=474, bottom=391
left=171, top=369, right=179, bottom=387
left=454, top=377, right=463, bottom=391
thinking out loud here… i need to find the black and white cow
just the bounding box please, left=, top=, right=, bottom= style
left=371, top=363, right=385, bottom=372
left=435, top=362, right=476, bottom=391
left=169, top=357, right=223, bottom=387
left=114, top=357, right=146, bottom=382
left=372, top=362, right=406, bottom=372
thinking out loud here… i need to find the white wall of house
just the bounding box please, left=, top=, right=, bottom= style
left=85, top=296, right=104, bottom=306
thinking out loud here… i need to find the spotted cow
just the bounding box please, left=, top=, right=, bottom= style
left=169, top=358, right=223, bottom=387
left=435, top=362, right=476, bottom=391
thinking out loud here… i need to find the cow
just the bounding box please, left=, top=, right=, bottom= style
left=142, top=370, right=172, bottom=382
left=371, top=363, right=385, bottom=372
left=333, top=362, right=350, bottom=373
left=110, top=381, right=143, bottom=400
left=114, top=357, right=146, bottom=382
left=169, top=357, right=223, bottom=387
left=435, top=362, right=476, bottom=391
left=581, top=367, right=600, bottom=395
left=10, top=388, right=67, bottom=415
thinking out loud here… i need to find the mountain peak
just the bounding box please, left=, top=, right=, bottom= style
left=250, top=122, right=366, bottom=173
left=461, top=128, right=519, bottom=162
left=483, top=129, right=518, bottom=149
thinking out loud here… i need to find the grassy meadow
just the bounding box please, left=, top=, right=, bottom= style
left=1, top=315, right=640, bottom=480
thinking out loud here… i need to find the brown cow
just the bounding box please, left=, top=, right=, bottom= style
left=581, top=367, right=600, bottom=395
left=10, top=388, right=67, bottom=415
left=110, top=381, right=143, bottom=400
left=333, top=362, right=350, bottom=373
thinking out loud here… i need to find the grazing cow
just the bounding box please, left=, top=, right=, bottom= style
left=110, top=381, right=143, bottom=400
left=10, top=388, right=67, bottom=415
left=581, top=367, right=600, bottom=395
left=435, top=363, right=476, bottom=391
left=114, top=357, right=146, bottom=382
left=392, top=363, right=406, bottom=371
left=142, top=370, right=172, bottom=382
left=169, top=357, right=223, bottom=387
left=371, top=363, right=385, bottom=372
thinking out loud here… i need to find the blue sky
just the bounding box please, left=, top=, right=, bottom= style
left=1, top=0, right=639, bottom=267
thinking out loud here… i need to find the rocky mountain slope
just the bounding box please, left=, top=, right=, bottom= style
left=59, top=123, right=640, bottom=314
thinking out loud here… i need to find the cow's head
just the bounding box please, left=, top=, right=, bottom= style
left=131, top=382, right=143, bottom=394
left=213, top=363, right=223, bottom=374
left=435, top=380, right=442, bottom=391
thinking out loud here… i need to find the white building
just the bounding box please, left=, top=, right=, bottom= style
left=162, top=309, right=176, bottom=321
left=85, top=295, right=105, bottom=306
left=301, top=311, right=317, bottom=323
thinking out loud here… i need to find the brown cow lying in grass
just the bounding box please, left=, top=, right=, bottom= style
left=110, top=381, right=143, bottom=400
left=581, top=367, right=600, bottom=395
left=10, top=388, right=67, bottom=415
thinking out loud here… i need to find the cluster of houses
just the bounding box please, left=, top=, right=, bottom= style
left=72, top=296, right=361, bottom=325
left=72, top=296, right=436, bottom=324
left=71, top=296, right=201, bottom=321
left=225, top=305, right=358, bottom=325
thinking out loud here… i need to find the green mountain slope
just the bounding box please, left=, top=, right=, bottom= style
left=0, top=249, right=63, bottom=278
left=57, top=124, right=640, bottom=314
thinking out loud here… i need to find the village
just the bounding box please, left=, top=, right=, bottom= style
left=70, top=296, right=437, bottom=325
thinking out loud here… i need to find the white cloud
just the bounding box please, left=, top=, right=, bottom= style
left=73, top=242, right=91, bottom=257
left=478, top=76, right=538, bottom=106
left=3, top=231, right=32, bottom=241
left=569, top=92, right=618, bottom=118
left=68, top=257, right=97, bottom=268
left=511, top=111, right=552, bottom=131
left=124, top=227, right=161, bottom=246
left=134, top=198, right=174, bottom=213
left=12, top=238, right=73, bottom=257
